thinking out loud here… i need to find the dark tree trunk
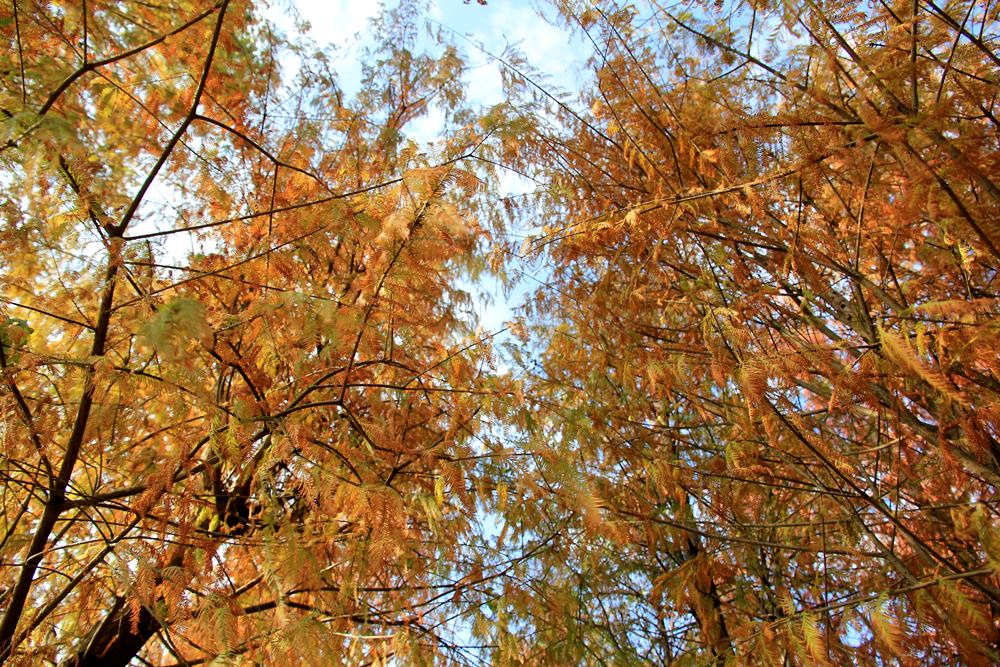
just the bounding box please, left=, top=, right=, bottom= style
left=62, top=596, right=159, bottom=667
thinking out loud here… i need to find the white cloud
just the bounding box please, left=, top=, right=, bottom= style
left=271, top=0, right=588, bottom=115
left=267, top=0, right=378, bottom=46
left=265, top=0, right=381, bottom=96
left=295, top=0, right=379, bottom=42
left=428, top=0, right=589, bottom=105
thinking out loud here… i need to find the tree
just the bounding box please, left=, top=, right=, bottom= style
left=0, top=1, right=512, bottom=664
left=500, top=0, right=1000, bottom=664
left=4, top=0, right=1000, bottom=665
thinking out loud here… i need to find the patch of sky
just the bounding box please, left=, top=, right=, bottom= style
left=254, top=8, right=596, bottom=658
left=263, top=1, right=592, bottom=350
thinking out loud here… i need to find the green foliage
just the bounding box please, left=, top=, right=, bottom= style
left=0, top=316, right=32, bottom=364
left=140, top=297, right=211, bottom=362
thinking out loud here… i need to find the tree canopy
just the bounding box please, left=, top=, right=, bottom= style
left=1, top=0, right=998, bottom=665
left=502, top=0, right=1000, bottom=663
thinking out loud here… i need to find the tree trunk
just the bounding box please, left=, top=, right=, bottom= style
left=63, top=596, right=160, bottom=667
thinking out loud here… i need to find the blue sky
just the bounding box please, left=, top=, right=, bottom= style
left=273, top=0, right=587, bottom=106
left=263, top=0, right=592, bottom=335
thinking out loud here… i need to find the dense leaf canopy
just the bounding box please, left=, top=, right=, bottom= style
left=0, top=0, right=998, bottom=665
